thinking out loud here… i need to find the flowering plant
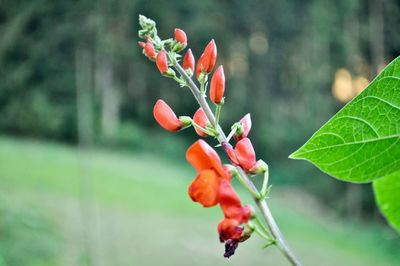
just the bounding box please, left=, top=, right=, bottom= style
left=137, top=15, right=301, bottom=264
left=137, top=9, right=400, bottom=264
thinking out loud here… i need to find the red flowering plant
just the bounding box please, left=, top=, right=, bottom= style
left=138, top=15, right=301, bottom=265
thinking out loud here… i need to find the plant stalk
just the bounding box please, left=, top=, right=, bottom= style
left=173, top=62, right=302, bottom=266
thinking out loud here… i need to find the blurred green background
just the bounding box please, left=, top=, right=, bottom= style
left=0, top=0, right=399, bottom=265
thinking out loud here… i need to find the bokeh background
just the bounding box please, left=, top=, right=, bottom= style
left=0, top=0, right=399, bottom=265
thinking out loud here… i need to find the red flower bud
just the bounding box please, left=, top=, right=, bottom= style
left=138, top=41, right=146, bottom=48
left=210, top=65, right=225, bottom=104
left=156, top=50, right=168, bottom=74
left=234, top=138, right=257, bottom=171
left=144, top=37, right=155, bottom=59
left=183, top=49, right=195, bottom=73
left=174, top=28, right=187, bottom=45
left=193, top=108, right=208, bottom=137
left=196, top=39, right=217, bottom=78
left=234, top=114, right=252, bottom=141
left=153, top=99, right=182, bottom=132
left=188, top=169, right=219, bottom=207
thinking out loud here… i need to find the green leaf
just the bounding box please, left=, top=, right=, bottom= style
left=373, top=170, right=400, bottom=233
left=290, top=56, right=400, bottom=183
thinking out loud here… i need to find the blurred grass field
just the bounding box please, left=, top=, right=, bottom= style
left=0, top=136, right=399, bottom=266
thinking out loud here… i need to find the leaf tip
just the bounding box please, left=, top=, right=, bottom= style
left=288, top=150, right=301, bottom=160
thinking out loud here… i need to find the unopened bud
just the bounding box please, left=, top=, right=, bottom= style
left=144, top=37, right=155, bottom=60
left=156, top=50, right=168, bottom=74
left=210, top=65, right=225, bottom=104
left=174, top=28, right=187, bottom=45
left=183, top=49, right=195, bottom=73
left=153, top=99, right=182, bottom=132
left=196, top=39, right=217, bottom=78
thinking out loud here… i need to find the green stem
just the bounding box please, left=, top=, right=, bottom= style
left=255, top=213, right=273, bottom=239
left=254, top=224, right=271, bottom=242
left=226, top=126, right=237, bottom=142
left=173, top=76, right=182, bottom=83
left=200, top=77, right=206, bottom=96
left=192, top=121, right=215, bottom=136
left=261, top=167, right=269, bottom=198
left=214, top=104, right=222, bottom=129
left=232, top=169, right=261, bottom=199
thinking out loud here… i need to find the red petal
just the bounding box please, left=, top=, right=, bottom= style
left=222, top=143, right=239, bottom=165
left=188, top=169, right=219, bottom=207
left=186, top=140, right=229, bottom=179
left=235, top=138, right=257, bottom=171
left=218, top=179, right=248, bottom=223
left=241, top=114, right=252, bottom=138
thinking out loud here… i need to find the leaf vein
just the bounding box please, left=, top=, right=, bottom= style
left=318, top=143, right=365, bottom=167
left=293, top=135, right=400, bottom=157
left=330, top=137, right=400, bottom=177
left=362, top=96, right=400, bottom=111
left=335, top=115, right=380, bottom=137
left=315, top=132, right=346, bottom=143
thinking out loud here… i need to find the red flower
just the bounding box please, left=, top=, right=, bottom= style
left=186, top=140, right=231, bottom=207
left=183, top=49, right=195, bottom=73
left=210, top=65, right=225, bottom=104
left=174, top=28, right=187, bottom=45
left=193, top=108, right=209, bottom=137
left=144, top=37, right=155, bottom=59
left=196, top=39, right=217, bottom=78
left=156, top=50, right=168, bottom=74
left=234, top=114, right=252, bottom=141
left=153, top=100, right=182, bottom=132
left=186, top=140, right=253, bottom=257
left=235, top=138, right=257, bottom=171
left=138, top=41, right=146, bottom=48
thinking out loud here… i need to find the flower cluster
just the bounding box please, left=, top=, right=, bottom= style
left=187, top=139, right=253, bottom=257
left=138, top=15, right=271, bottom=258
